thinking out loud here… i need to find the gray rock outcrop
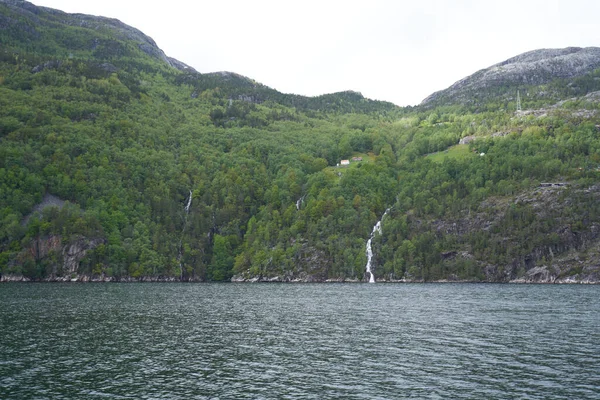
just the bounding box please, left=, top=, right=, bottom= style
left=61, top=237, right=106, bottom=277
left=422, top=47, right=600, bottom=105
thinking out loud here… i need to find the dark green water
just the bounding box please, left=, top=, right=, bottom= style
left=1, top=283, right=598, bottom=399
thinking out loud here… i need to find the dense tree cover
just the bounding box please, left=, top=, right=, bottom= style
left=0, top=35, right=400, bottom=280
left=1, top=1, right=600, bottom=281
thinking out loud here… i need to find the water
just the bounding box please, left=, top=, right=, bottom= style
left=365, top=209, right=389, bottom=283
left=1, top=283, right=599, bottom=399
left=365, top=236, right=376, bottom=283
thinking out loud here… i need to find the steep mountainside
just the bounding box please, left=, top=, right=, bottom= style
left=422, top=47, right=600, bottom=108
left=0, top=0, right=192, bottom=70
left=1, top=0, right=600, bottom=283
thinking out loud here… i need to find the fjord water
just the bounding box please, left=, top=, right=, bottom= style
left=1, top=284, right=598, bottom=399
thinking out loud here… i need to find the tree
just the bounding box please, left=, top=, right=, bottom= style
left=209, top=234, right=234, bottom=281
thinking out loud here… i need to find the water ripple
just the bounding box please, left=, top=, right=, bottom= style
left=1, top=283, right=599, bottom=399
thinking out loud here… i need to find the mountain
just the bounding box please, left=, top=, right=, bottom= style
left=421, top=47, right=600, bottom=107
left=0, top=0, right=396, bottom=115
left=1, top=0, right=600, bottom=284
left=0, top=0, right=193, bottom=71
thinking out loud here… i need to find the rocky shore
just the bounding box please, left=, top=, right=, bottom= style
left=2, top=272, right=598, bottom=283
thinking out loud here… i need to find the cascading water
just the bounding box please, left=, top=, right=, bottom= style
left=184, top=190, right=193, bottom=213
left=365, top=209, right=389, bottom=283
left=178, top=190, right=193, bottom=280
left=296, top=195, right=305, bottom=211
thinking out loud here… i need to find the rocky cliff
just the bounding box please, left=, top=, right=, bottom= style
left=410, top=184, right=600, bottom=284
left=0, top=234, right=106, bottom=282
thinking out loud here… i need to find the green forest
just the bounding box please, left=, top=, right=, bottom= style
left=1, top=1, right=600, bottom=282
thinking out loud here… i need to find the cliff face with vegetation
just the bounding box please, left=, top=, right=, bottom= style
left=1, top=0, right=600, bottom=283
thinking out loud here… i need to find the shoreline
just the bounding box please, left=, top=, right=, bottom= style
left=1, top=275, right=598, bottom=284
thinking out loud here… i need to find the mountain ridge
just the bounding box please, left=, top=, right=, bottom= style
left=7, top=1, right=598, bottom=110
left=1, top=0, right=398, bottom=114
left=421, top=46, right=600, bottom=106
left=1, top=0, right=195, bottom=71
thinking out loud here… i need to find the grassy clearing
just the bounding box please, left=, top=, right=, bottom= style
left=351, top=151, right=376, bottom=163
left=325, top=152, right=377, bottom=176
left=426, top=144, right=474, bottom=163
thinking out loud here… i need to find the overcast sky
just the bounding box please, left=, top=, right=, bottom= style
left=31, top=0, right=600, bottom=106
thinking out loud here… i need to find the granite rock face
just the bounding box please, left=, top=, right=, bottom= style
left=61, top=237, right=106, bottom=277
left=422, top=47, right=600, bottom=105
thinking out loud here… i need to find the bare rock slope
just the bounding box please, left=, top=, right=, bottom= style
left=422, top=47, right=600, bottom=105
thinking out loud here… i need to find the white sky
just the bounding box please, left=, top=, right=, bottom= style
left=30, top=0, right=600, bottom=106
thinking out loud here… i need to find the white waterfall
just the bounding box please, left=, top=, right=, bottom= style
left=296, top=195, right=305, bottom=211
left=365, top=237, right=376, bottom=283
left=365, top=209, right=389, bottom=283
left=185, top=190, right=193, bottom=214
left=179, top=190, right=194, bottom=280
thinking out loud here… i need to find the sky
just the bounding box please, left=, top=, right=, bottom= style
left=30, top=0, right=600, bottom=106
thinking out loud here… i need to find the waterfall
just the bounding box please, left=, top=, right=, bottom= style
left=184, top=190, right=193, bottom=214
left=179, top=190, right=194, bottom=280
left=296, top=195, right=305, bottom=211
left=365, top=209, right=389, bottom=283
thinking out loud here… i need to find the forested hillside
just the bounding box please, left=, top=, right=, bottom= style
left=1, top=0, right=600, bottom=283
